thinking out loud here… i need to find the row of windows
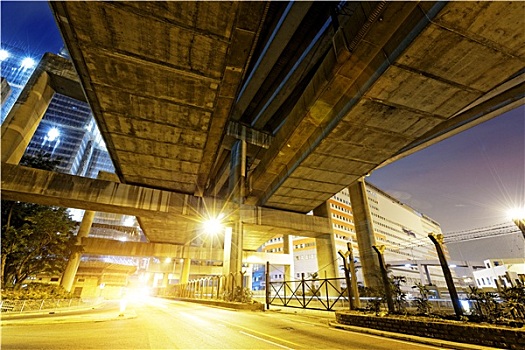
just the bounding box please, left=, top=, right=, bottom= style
left=335, top=234, right=352, bottom=241
left=267, top=236, right=283, bottom=243
left=294, top=242, right=315, bottom=249
left=332, top=195, right=351, bottom=206
left=333, top=223, right=354, bottom=233
left=266, top=247, right=283, bottom=253
left=295, top=254, right=316, bottom=260
left=330, top=203, right=351, bottom=214
left=332, top=213, right=354, bottom=223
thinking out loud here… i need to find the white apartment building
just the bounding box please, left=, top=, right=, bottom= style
left=261, top=182, right=452, bottom=292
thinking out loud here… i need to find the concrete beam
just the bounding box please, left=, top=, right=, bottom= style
left=233, top=1, right=314, bottom=120
left=1, top=163, right=331, bottom=250
left=82, top=237, right=224, bottom=261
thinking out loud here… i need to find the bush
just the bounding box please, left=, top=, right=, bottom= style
left=412, top=283, right=432, bottom=315
left=2, top=283, right=73, bottom=300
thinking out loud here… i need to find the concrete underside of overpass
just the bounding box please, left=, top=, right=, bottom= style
left=49, top=1, right=524, bottom=216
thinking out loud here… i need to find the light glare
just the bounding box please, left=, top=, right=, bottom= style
left=203, top=217, right=223, bottom=235
left=507, top=207, right=525, bottom=221
left=0, top=49, right=9, bottom=61
left=21, top=57, right=35, bottom=69
left=46, top=127, right=60, bottom=141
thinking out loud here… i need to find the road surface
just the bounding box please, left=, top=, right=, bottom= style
left=2, top=298, right=448, bottom=349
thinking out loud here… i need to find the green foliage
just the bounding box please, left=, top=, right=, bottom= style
left=390, top=275, right=407, bottom=314
left=412, top=283, right=432, bottom=315
left=1, top=283, right=73, bottom=300
left=499, top=285, right=525, bottom=321
left=467, top=286, right=503, bottom=322
left=1, top=153, right=76, bottom=288
left=362, top=286, right=383, bottom=315
left=224, top=287, right=253, bottom=303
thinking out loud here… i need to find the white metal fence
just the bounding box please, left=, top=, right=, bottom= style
left=0, top=298, right=97, bottom=314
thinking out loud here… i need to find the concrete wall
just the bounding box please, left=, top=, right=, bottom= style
left=335, top=313, right=524, bottom=349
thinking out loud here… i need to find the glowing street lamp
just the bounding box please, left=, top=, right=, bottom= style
left=202, top=214, right=225, bottom=235
left=0, top=49, right=9, bottom=61
left=507, top=207, right=525, bottom=238
left=21, top=57, right=35, bottom=69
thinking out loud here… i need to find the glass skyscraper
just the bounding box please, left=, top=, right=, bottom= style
left=0, top=43, right=39, bottom=123
left=1, top=42, right=142, bottom=244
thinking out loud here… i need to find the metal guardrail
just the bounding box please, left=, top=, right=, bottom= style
left=0, top=298, right=93, bottom=314
left=268, top=277, right=351, bottom=311
left=162, top=272, right=252, bottom=303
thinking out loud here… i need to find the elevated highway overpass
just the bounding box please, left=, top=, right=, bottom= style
left=2, top=1, right=524, bottom=288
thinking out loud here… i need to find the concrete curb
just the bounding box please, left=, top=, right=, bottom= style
left=160, top=296, right=265, bottom=311
left=328, top=321, right=503, bottom=350
left=1, top=310, right=137, bottom=326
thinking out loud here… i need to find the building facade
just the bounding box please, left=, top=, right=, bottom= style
left=0, top=43, right=39, bottom=123
left=260, top=183, right=452, bottom=294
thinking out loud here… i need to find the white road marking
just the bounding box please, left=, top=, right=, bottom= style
left=239, top=330, right=295, bottom=350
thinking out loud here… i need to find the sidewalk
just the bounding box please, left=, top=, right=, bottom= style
left=1, top=300, right=137, bottom=325
left=265, top=306, right=502, bottom=350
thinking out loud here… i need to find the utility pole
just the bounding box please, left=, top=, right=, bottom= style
left=428, top=233, right=463, bottom=318
left=338, top=250, right=354, bottom=310
left=347, top=242, right=360, bottom=308
left=372, top=245, right=394, bottom=314
left=512, top=218, right=525, bottom=239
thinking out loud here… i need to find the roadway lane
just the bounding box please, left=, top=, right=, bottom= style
left=2, top=298, right=447, bottom=349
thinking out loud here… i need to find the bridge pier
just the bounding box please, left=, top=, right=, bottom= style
left=348, top=178, right=381, bottom=289
left=180, top=258, right=191, bottom=284
left=313, top=202, right=339, bottom=289
left=283, top=235, right=295, bottom=283
left=60, top=209, right=96, bottom=292
left=1, top=54, right=83, bottom=164
left=1, top=69, right=53, bottom=164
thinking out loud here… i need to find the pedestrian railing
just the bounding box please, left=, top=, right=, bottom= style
left=163, top=271, right=253, bottom=303
left=267, top=276, right=352, bottom=311
left=0, top=298, right=93, bottom=314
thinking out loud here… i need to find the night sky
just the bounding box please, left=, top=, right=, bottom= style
left=2, top=1, right=524, bottom=259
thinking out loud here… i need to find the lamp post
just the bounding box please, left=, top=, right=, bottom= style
left=507, top=207, right=525, bottom=239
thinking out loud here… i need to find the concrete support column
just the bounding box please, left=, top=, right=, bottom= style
left=283, top=234, right=295, bottom=291
left=229, top=221, right=243, bottom=286
left=161, top=273, right=169, bottom=288
left=283, top=235, right=295, bottom=280
left=1, top=69, right=54, bottom=164
left=60, top=210, right=96, bottom=292
left=229, top=139, right=246, bottom=201
left=313, top=203, right=339, bottom=281
left=424, top=265, right=432, bottom=285
left=228, top=139, right=246, bottom=286
left=348, top=178, right=381, bottom=288
left=222, top=227, right=232, bottom=276
left=244, top=264, right=253, bottom=291
left=180, top=258, right=191, bottom=284
left=417, top=263, right=427, bottom=285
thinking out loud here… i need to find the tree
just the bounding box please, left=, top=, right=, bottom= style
left=1, top=152, right=76, bottom=288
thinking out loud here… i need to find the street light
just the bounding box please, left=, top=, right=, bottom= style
left=202, top=213, right=225, bottom=235
left=507, top=207, right=525, bottom=238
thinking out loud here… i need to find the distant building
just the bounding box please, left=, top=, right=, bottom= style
left=259, top=183, right=452, bottom=293
left=0, top=43, right=40, bottom=122
left=473, top=259, right=525, bottom=289
left=1, top=77, right=12, bottom=104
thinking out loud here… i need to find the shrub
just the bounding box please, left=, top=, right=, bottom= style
left=2, top=283, right=73, bottom=300
left=412, top=283, right=432, bottom=315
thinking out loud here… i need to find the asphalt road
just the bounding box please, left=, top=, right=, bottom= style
left=1, top=298, right=447, bottom=349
